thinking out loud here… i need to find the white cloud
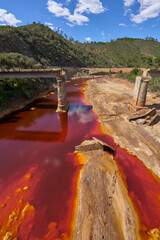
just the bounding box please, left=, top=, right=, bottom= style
left=124, top=0, right=160, bottom=23
left=119, top=23, right=127, bottom=26
left=47, top=0, right=106, bottom=26
left=85, top=37, right=92, bottom=41
left=101, top=31, right=105, bottom=39
left=67, top=12, right=89, bottom=25
left=75, top=0, right=105, bottom=14
left=124, top=0, right=136, bottom=7
left=68, top=106, right=94, bottom=123
left=49, top=26, right=54, bottom=30
left=66, top=22, right=74, bottom=27
left=45, top=21, right=53, bottom=26
left=0, top=9, right=22, bottom=26
left=45, top=21, right=55, bottom=30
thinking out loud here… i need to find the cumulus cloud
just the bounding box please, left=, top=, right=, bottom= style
left=124, top=0, right=160, bottom=23
left=75, top=0, right=105, bottom=14
left=47, top=0, right=106, bottom=26
left=0, top=9, right=21, bottom=26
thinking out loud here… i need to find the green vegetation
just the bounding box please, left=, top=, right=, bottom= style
left=149, top=78, right=160, bottom=97
left=1, top=23, right=160, bottom=68
left=116, top=68, right=143, bottom=82
left=0, top=53, right=36, bottom=70
left=116, top=68, right=160, bottom=97
left=80, top=37, right=160, bottom=68
left=0, top=78, right=53, bottom=106
left=0, top=23, right=104, bottom=68
left=0, top=23, right=160, bottom=100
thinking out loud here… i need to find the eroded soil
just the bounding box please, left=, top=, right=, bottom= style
left=73, top=76, right=160, bottom=240
left=85, top=76, right=160, bottom=177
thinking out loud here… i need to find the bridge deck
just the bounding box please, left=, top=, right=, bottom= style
left=0, top=69, right=62, bottom=79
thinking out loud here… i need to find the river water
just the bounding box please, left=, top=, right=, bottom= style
left=0, top=78, right=160, bottom=239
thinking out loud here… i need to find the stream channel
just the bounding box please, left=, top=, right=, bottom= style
left=0, top=78, right=160, bottom=239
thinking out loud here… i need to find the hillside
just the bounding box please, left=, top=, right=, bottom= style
left=0, top=23, right=160, bottom=68
left=0, top=23, right=112, bottom=68
left=80, top=37, right=160, bottom=68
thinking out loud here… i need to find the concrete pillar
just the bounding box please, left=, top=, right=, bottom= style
left=56, top=78, right=69, bottom=112
left=133, top=76, right=150, bottom=107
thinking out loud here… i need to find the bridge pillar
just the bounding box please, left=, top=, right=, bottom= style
left=56, top=78, right=69, bottom=112
left=133, top=76, right=150, bottom=107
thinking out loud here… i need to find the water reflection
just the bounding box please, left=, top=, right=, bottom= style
left=0, top=111, right=68, bottom=142
left=69, top=105, right=94, bottom=124
left=0, top=79, right=102, bottom=239
left=69, top=105, right=92, bottom=112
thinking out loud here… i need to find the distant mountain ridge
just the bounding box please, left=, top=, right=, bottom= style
left=0, top=23, right=160, bottom=69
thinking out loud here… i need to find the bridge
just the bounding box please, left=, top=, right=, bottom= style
left=0, top=69, right=69, bottom=112
left=133, top=68, right=160, bottom=107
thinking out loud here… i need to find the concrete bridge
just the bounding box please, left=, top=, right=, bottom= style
left=133, top=68, right=160, bottom=107
left=0, top=69, right=69, bottom=112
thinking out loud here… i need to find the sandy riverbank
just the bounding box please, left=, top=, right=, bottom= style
left=73, top=75, right=160, bottom=240
left=84, top=76, right=160, bottom=177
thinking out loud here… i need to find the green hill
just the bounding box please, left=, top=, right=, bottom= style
left=80, top=37, right=160, bottom=68
left=0, top=23, right=160, bottom=68
left=0, top=23, right=112, bottom=69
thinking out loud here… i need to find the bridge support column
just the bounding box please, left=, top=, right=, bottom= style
left=56, top=78, right=69, bottom=112
left=133, top=76, right=150, bottom=107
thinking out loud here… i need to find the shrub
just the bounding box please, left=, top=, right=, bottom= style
left=116, top=68, right=143, bottom=82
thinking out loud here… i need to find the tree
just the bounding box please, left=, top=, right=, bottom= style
left=155, top=57, right=160, bottom=66
left=145, top=57, right=153, bottom=66
left=0, top=55, right=7, bottom=70
left=64, top=34, right=68, bottom=40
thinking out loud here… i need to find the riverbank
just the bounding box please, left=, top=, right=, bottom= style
left=84, top=76, right=160, bottom=177
left=73, top=75, right=160, bottom=240
left=0, top=78, right=56, bottom=119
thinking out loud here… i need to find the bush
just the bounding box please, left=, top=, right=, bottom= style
left=148, top=77, right=160, bottom=94
left=0, top=78, right=51, bottom=106
left=116, top=68, right=143, bottom=82
left=0, top=53, right=36, bottom=70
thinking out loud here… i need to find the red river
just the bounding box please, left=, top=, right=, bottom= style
left=0, top=78, right=160, bottom=239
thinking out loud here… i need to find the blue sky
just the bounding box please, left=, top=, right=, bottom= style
left=0, top=0, right=160, bottom=42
